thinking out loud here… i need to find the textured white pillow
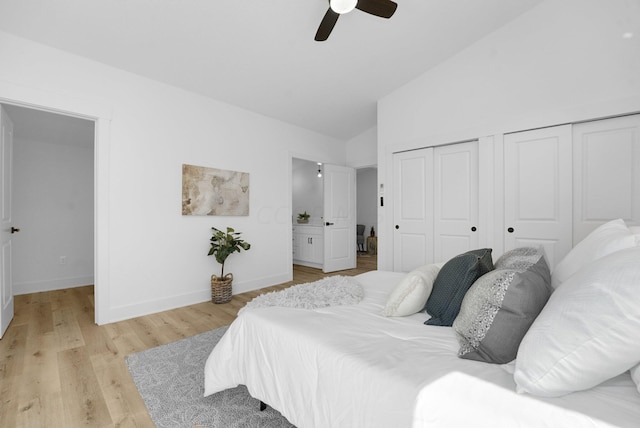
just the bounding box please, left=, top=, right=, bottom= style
left=631, top=364, right=640, bottom=394
left=514, top=246, right=640, bottom=397
left=551, top=219, right=637, bottom=289
left=382, top=264, right=441, bottom=317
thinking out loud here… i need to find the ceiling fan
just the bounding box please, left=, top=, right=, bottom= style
left=315, top=0, right=398, bottom=41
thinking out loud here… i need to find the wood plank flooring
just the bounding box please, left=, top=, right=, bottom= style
left=0, top=255, right=376, bottom=427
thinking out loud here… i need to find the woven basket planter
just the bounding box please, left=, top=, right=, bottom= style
left=210, top=273, right=233, bottom=304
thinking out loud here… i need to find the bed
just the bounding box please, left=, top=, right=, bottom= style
left=204, top=220, right=640, bottom=427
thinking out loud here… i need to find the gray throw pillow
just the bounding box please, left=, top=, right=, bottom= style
left=453, top=247, right=552, bottom=364
left=424, top=248, right=493, bottom=327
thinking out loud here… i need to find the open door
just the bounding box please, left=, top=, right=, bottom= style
left=323, top=164, right=356, bottom=273
left=0, top=106, right=14, bottom=338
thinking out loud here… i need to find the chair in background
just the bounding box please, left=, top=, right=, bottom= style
left=357, top=224, right=365, bottom=252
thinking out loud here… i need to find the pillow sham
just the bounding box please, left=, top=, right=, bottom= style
left=383, top=263, right=441, bottom=317
left=514, top=246, right=640, bottom=397
left=454, top=247, right=551, bottom=364
left=551, top=218, right=637, bottom=289
left=424, top=248, right=493, bottom=327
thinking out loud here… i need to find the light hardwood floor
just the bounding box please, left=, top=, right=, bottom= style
left=0, top=255, right=377, bottom=427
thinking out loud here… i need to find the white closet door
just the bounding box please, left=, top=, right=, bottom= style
left=433, top=141, right=479, bottom=263
left=573, top=114, right=640, bottom=244
left=504, top=125, right=572, bottom=270
left=393, top=148, right=433, bottom=272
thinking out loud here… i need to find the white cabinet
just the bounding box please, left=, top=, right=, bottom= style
left=293, top=225, right=324, bottom=268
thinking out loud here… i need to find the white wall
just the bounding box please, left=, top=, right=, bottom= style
left=292, top=158, right=323, bottom=224
left=346, top=126, right=377, bottom=168
left=0, top=31, right=345, bottom=323
left=377, top=0, right=640, bottom=270
left=356, top=168, right=377, bottom=238
left=13, top=135, right=94, bottom=293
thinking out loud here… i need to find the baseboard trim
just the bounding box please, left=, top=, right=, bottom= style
left=103, top=272, right=292, bottom=325
left=15, top=276, right=95, bottom=295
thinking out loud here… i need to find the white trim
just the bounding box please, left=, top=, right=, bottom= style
left=106, top=272, right=290, bottom=324
left=15, top=276, right=95, bottom=295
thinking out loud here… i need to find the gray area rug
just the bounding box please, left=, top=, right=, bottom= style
left=126, top=326, right=296, bottom=427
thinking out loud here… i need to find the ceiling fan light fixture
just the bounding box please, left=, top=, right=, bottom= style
left=330, top=0, right=357, bottom=14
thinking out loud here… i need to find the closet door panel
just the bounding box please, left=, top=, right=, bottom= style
left=433, top=141, right=479, bottom=262
left=573, top=114, right=640, bottom=243
left=393, top=148, right=433, bottom=271
left=504, top=125, right=572, bottom=270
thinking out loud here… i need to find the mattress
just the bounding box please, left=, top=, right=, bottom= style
left=204, top=270, right=640, bottom=428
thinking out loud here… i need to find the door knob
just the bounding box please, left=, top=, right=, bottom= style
left=11, top=227, right=20, bottom=234
left=507, top=227, right=514, bottom=233
left=395, top=225, right=399, bottom=229
left=471, top=226, right=477, bottom=232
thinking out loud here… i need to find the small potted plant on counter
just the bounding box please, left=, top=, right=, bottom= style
left=208, top=226, right=251, bottom=304
left=297, top=211, right=311, bottom=224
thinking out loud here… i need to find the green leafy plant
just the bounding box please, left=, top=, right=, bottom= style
left=297, top=211, right=311, bottom=220
left=208, top=227, right=251, bottom=277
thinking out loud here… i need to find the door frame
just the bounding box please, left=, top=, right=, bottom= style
left=0, top=80, right=111, bottom=325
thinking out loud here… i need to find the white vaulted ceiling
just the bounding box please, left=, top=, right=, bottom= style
left=0, top=0, right=543, bottom=140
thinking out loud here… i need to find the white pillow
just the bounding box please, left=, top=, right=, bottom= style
left=631, top=364, right=640, bottom=394
left=514, top=246, right=640, bottom=397
left=551, top=219, right=637, bottom=289
left=382, top=264, right=441, bottom=317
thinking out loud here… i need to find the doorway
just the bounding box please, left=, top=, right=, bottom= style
left=291, top=156, right=357, bottom=273
left=2, top=103, right=95, bottom=308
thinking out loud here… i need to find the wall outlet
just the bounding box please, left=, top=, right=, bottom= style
left=59, top=256, right=66, bottom=265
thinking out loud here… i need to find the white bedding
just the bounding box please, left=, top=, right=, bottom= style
left=204, top=271, right=640, bottom=428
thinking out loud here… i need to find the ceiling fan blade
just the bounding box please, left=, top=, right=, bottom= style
left=355, top=0, right=397, bottom=18
left=315, top=8, right=340, bottom=41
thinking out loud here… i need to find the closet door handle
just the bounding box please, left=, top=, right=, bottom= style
left=325, top=222, right=334, bottom=226
left=507, top=227, right=514, bottom=233
left=11, top=227, right=21, bottom=234
left=395, top=225, right=399, bottom=230
left=471, top=226, right=477, bottom=232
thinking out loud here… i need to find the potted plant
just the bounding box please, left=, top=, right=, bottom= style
left=297, top=211, right=311, bottom=224
left=207, top=226, right=251, bottom=304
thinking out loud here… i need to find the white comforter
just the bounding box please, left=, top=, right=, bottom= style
left=204, top=271, right=640, bottom=428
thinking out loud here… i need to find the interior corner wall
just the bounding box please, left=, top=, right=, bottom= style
left=356, top=168, right=377, bottom=238
left=376, top=0, right=640, bottom=270
left=13, top=136, right=94, bottom=294
left=346, top=126, right=377, bottom=168
left=0, top=30, right=346, bottom=324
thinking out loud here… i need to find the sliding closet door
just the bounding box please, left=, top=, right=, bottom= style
left=393, top=148, right=433, bottom=272
left=433, top=141, right=479, bottom=262
left=504, top=125, right=572, bottom=270
left=573, top=114, right=640, bottom=244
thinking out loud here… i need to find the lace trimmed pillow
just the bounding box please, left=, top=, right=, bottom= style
left=453, top=247, right=552, bottom=364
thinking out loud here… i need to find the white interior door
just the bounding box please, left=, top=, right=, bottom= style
left=0, top=106, right=14, bottom=338
left=433, top=141, right=479, bottom=263
left=573, top=114, right=640, bottom=243
left=504, top=125, right=572, bottom=270
left=393, top=148, right=433, bottom=272
left=323, top=164, right=356, bottom=273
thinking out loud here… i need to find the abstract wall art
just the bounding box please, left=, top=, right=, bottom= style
left=182, top=164, right=250, bottom=216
